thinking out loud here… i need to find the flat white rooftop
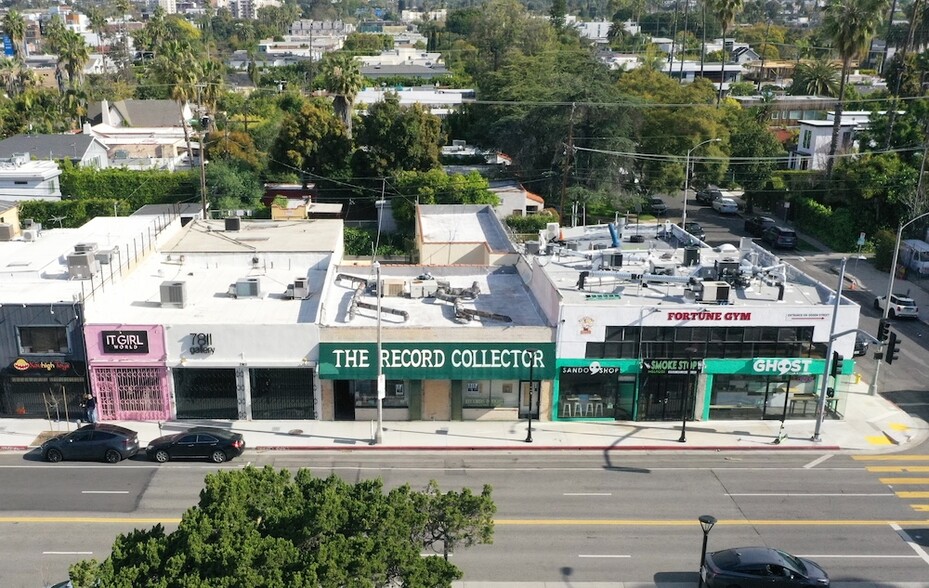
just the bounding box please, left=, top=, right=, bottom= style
left=321, top=264, right=548, bottom=328
left=418, top=205, right=513, bottom=252
left=160, top=218, right=343, bottom=253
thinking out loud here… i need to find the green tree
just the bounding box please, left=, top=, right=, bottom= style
left=343, top=33, right=394, bottom=55
left=707, top=0, right=744, bottom=106
left=69, top=466, right=494, bottom=587
left=390, top=169, right=499, bottom=230
left=550, top=0, right=568, bottom=28
left=270, top=98, right=352, bottom=177
left=789, top=59, right=841, bottom=96
left=320, top=52, right=364, bottom=138
left=57, top=30, right=91, bottom=89
left=2, top=10, right=26, bottom=59
left=728, top=108, right=785, bottom=211
left=353, top=92, right=443, bottom=178
left=822, top=0, right=888, bottom=176
left=206, top=160, right=264, bottom=211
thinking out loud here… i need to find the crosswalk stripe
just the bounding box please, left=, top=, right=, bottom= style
left=879, top=477, right=929, bottom=485
left=896, top=492, right=929, bottom=498
left=867, top=466, right=929, bottom=473
left=853, top=455, right=929, bottom=461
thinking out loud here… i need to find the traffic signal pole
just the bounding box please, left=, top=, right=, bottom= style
left=813, top=258, right=846, bottom=442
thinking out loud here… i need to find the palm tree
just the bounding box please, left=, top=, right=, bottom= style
left=0, top=58, right=17, bottom=97
left=607, top=18, right=626, bottom=47
left=708, top=0, right=744, bottom=106
left=2, top=10, right=26, bottom=59
left=57, top=30, right=91, bottom=90
left=321, top=52, right=364, bottom=138
left=789, top=59, right=841, bottom=96
left=822, top=0, right=888, bottom=177
left=62, top=86, right=88, bottom=129
left=87, top=7, right=109, bottom=73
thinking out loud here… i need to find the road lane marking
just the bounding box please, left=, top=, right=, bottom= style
left=564, top=493, right=612, bottom=496
left=896, top=492, right=929, bottom=498
left=891, top=523, right=929, bottom=566
left=81, top=490, right=129, bottom=494
left=911, top=505, right=929, bottom=512
left=868, top=466, right=929, bottom=473
left=43, top=551, right=92, bottom=555
left=853, top=455, right=929, bottom=461
left=879, top=478, right=929, bottom=485
left=804, top=455, right=833, bottom=469
left=4, top=517, right=929, bottom=526
left=730, top=493, right=894, bottom=497
left=578, top=554, right=630, bottom=558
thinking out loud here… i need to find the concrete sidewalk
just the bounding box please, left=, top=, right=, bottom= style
left=1, top=381, right=924, bottom=453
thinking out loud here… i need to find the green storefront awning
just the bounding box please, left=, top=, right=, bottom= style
left=319, top=342, right=556, bottom=380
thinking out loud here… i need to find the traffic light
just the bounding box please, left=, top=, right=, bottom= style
left=831, top=351, right=844, bottom=378
left=877, top=319, right=891, bottom=342
left=885, top=332, right=901, bottom=364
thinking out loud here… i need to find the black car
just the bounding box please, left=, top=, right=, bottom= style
left=682, top=221, right=706, bottom=241
left=744, top=215, right=778, bottom=237
left=854, top=333, right=869, bottom=357
left=763, top=226, right=798, bottom=249
left=696, top=186, right=723, bottom=205
left=146, top=427, right=245, bottom=464
left=648, top=196, right=668, bottom=216
left=702, top=546, right=830, bottom=588
left=41, top=423, right=140, bottom=464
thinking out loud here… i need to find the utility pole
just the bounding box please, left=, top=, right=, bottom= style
left=197, top=85, right=208, bottom=219
left=559, top=102, right=576, bottom=223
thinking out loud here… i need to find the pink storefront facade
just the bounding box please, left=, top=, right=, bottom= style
left=85, top=325, right=172, bottom=421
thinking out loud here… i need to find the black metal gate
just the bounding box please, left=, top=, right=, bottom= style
left=250, top=368, right=315, bottom=420
left=638, top=374, right=691, bottom=421
left=173, top=368, right=238, bottom=419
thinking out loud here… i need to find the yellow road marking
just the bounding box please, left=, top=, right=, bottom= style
left=853, top=455, right=929, bottom=461
left=866, top=436, right=893, bottom=445
left=911, top=505, right=929, bottom=512
left=888, top=423, right=910, bottom=432
left=1, top=517, right=929, bottom=526
left=896, top=492, right=929, bottom=498
left=879, top=477, right=929, bottom=485
left=867, top=466, right=929, bottom=473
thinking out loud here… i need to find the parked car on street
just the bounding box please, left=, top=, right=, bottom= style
left=41, top=424, right=140, bottom=463
left=696, top=186, right=722, bottom=205
left=762, top=226, right=798, bottom=249
left=744, top=215, right=777, bottom=237
left=146, top=427, right=246, bottom=463
left=682, top=221, right=706, bottom=241
left=874, top=293, right=919, bottom=319
left=702, top=546, right=830, bottom=588
left=712, top=197, right=739, bottom=214
left=648, top=196, right=668, bottom=216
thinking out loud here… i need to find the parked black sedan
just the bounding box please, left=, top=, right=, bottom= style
left=702, top=546, right=829, bottom=588
left=146, top=427, right=245, bottom=463
left=41, top=423, right=140, bottom=464
left=744, top=215, right=778, bottom=237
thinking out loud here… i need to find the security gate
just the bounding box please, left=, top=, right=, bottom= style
left=173, top=368, right=238, bottom=419
left=250, top=368, right=315, bottom=420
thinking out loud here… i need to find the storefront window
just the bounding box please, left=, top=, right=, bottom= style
left=354, top=379, right=407, bottom=408
left=463, top=380, right=518, bottom=408
left=18, top=326, right=69, bottom=354
left=710, top=375, right=818, bottom=420
left=558, top=368, right=620, bottom=419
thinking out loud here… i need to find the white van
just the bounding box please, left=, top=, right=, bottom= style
left=900, top=239, right=929, bottom=275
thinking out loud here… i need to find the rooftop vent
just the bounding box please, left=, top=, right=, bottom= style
left=74, top=242, right=98, bottom=254
left=160, top=281, right=187, bottom=308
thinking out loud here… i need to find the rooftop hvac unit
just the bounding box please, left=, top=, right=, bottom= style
left=225, top=216, right=241, bottom=231
left=291, top=277, right=310, bottom=299
left=160, top=281, right=187, bottom=308
left=545, top=222, right=560, bottom=240
left=0, top=223, right=13, bottom=241
left=74, top=242, right=98, bottom=254
left=381, top=278, right=405, bottom=297
left=67, top=252, right=99, bottom=279
left=23, top=218, right=35, bottom=229
left=410, top=279, right=438, bottom=298
left=684, top=246, right=700, bottom=267
left=231, top=277, right=260, bottom=298
left=22, top=229, right=38, bottom=242
left=609, top=253, right=624, bottom=268
left=695, top=280, right=730, bottom=303
left=94, top=248, right=115, bottom=265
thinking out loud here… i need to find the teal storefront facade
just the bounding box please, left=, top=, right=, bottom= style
left=553, top=356, right=854, bottom=422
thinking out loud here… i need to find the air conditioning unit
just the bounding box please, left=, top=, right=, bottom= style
left=0, top=223, right=13, bottom=241
left=695, top=280, right=730, bottom=303
left=160, top=281, right=187, bottom=308
left=23, top=218, right=35, bottom=229
left=381, top=278, right=405, bottom=297
left=74, top=242, right=98, bottom=254
left=22, top=229, right=38, bottom=242
left=95, top=248, right=115, bottom=265
left=410, top=279, right=439, bottom=298
left=67, top=252, right=99, bottom=279
left=231, top=277, right=260, bottom=298
left=292, top=277, right=309, bottom=298
left=545, top=222, right=560, bottom=240
left=225, top=217, right=241, bottom=231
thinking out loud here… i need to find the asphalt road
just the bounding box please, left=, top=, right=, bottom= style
left=2, top=451, right=929, bottom=587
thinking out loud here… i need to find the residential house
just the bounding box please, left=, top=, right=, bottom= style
left=788, top=111, right=875, bottom=171
left=87, top=99, right=193, bottom=128
left=357, top=48, right=442, bottom=68
left=0, top=153, right=62, bottom=201
left=488, top=180, right=545, bottom=221
left=0, top=134, right=109, bottom=169
left=663, top=60, right=743, bottom=88
left=354, top=87, right=472, bottom=117
left=732, top=95, right=836, bottom=129
left=360, top=63, right=449, bottom=80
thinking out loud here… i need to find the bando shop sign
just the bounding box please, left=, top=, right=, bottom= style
left=319, top=343, right=555, bottom=380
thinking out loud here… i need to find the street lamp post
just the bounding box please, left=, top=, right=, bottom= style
left=697, top=514, right=717, bottom=588
left=525, top=350, right=537, bottom=443
left=373, top=261, right=384, bottom=445
left=871, top=211, right=929, bottom=395
left=682, top=138, right=721, bottom=228
left=678, top=346, right=699, bottom=443
left=813, top=258, right=846, bottom=442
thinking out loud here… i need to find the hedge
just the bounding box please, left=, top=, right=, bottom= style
left=793, top=197, right=860, bottom=252
left=61, top=167, right=199, bottom=210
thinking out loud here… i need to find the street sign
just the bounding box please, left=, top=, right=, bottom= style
left=857, top=232, right=866, bottom=247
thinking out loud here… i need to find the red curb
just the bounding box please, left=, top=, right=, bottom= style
left=0, top=446, right=30, bottom=451
left=254, top=445, right=843, bottom=452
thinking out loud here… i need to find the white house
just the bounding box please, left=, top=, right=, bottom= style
left=355, top=87, right=474, bottom=117
left=788, top=111, right=873, bottom=171
left=0, top=134, right=109, bottom=169
left=0, top=153, right=62, bottom=201
left=357, top=47, right=443, bottom=68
